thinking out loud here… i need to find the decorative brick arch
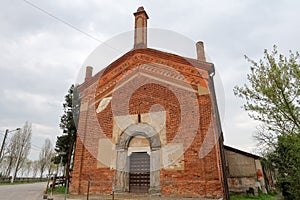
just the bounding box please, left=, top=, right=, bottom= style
left=115, top=123, right=161, bottom=194
left=116, top=123, right=161, bottom=151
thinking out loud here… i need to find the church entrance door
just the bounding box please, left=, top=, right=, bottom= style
left=129, top=152, right=150, bottom=193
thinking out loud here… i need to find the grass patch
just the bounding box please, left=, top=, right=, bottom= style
left=47, top=186, right=66, bottom=194
left=230, top=192, right=277, bottom=200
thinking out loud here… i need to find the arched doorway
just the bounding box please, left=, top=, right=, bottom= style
left=115, top=123, right=161, bottom=194
left=128, top=135, right=150, bottom=193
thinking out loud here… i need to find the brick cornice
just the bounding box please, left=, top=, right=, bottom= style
left=78, top=48, right=213, bottom=93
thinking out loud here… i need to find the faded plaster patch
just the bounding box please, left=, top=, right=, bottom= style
left=136, top=18, right=143, bottom=44
left=128, top=136, right=151, bottom=155
left=96, top=97, right=112, bottom=113
left=112, top=114, right=137, bottom=144
left=97, top=138, right=115, bottom=169
left=141, top=111, right=166, bottom=146
left=161, top=143, right=184, bottom=170
left=80, top=102, right=89, bottom=112
left=197, top=84, right=209, bottom=95
left=129, top=136, right=150, bottom=147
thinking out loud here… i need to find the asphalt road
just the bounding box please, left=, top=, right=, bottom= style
left=0, top=182, right=47, bottom=200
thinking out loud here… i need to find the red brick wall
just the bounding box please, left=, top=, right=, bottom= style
left=70, top=50, right=225, bottom=198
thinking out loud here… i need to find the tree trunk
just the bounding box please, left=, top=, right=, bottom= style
left=65, top=140, right=74, bottom=186
left=40, top=169, right=43, bottom=178
left=5, top=157, right=13, bottom=177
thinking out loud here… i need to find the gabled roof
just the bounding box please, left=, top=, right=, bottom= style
left=78, top=47, right=214, bottom=92
left=224, top=145, right=261, bottom=159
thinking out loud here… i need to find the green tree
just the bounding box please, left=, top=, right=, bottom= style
left=233, top=46, right=300, bottom=198
left=54, top=84, right=80, bottom=185
left=234, top=46, right=299, bottom=136
left=268, top=134, right=300, bottom=199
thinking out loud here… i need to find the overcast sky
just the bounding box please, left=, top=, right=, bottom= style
left=0, top=0, right=299, bottom=160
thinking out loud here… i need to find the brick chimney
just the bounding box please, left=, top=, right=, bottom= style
left=85, top=66, right=93, bottom=82
left=133, top=6, right=149, bottom=49
left=196, top=41, right=206, bottom=62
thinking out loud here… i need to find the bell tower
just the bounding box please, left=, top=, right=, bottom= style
left=133, top=6, right=149, bottom=49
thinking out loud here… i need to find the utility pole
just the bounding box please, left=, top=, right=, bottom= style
left=0, top=129, right=9, bottom=160
left=11, top=143, right=23, bottom=183
left=0, top=128, right=20, bottom=161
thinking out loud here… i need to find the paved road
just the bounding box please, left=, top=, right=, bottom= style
left=0, top=182, right=47, bottom=200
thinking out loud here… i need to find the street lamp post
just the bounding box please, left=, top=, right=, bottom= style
left=0, top=129, right=9, bottom=161
left=0, top=128, right=20, bottom=161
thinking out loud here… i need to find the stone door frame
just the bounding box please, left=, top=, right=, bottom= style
left=115, top=123, right=161, bottom=194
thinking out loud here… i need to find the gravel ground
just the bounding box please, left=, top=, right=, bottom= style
left=50, top=193, right=222, bottom=200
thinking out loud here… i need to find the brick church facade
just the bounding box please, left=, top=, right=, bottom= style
left=70, top=7, right=229, bottom=199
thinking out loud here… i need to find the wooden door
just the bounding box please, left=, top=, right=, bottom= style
left=129, top=152, right=150, bottom=193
